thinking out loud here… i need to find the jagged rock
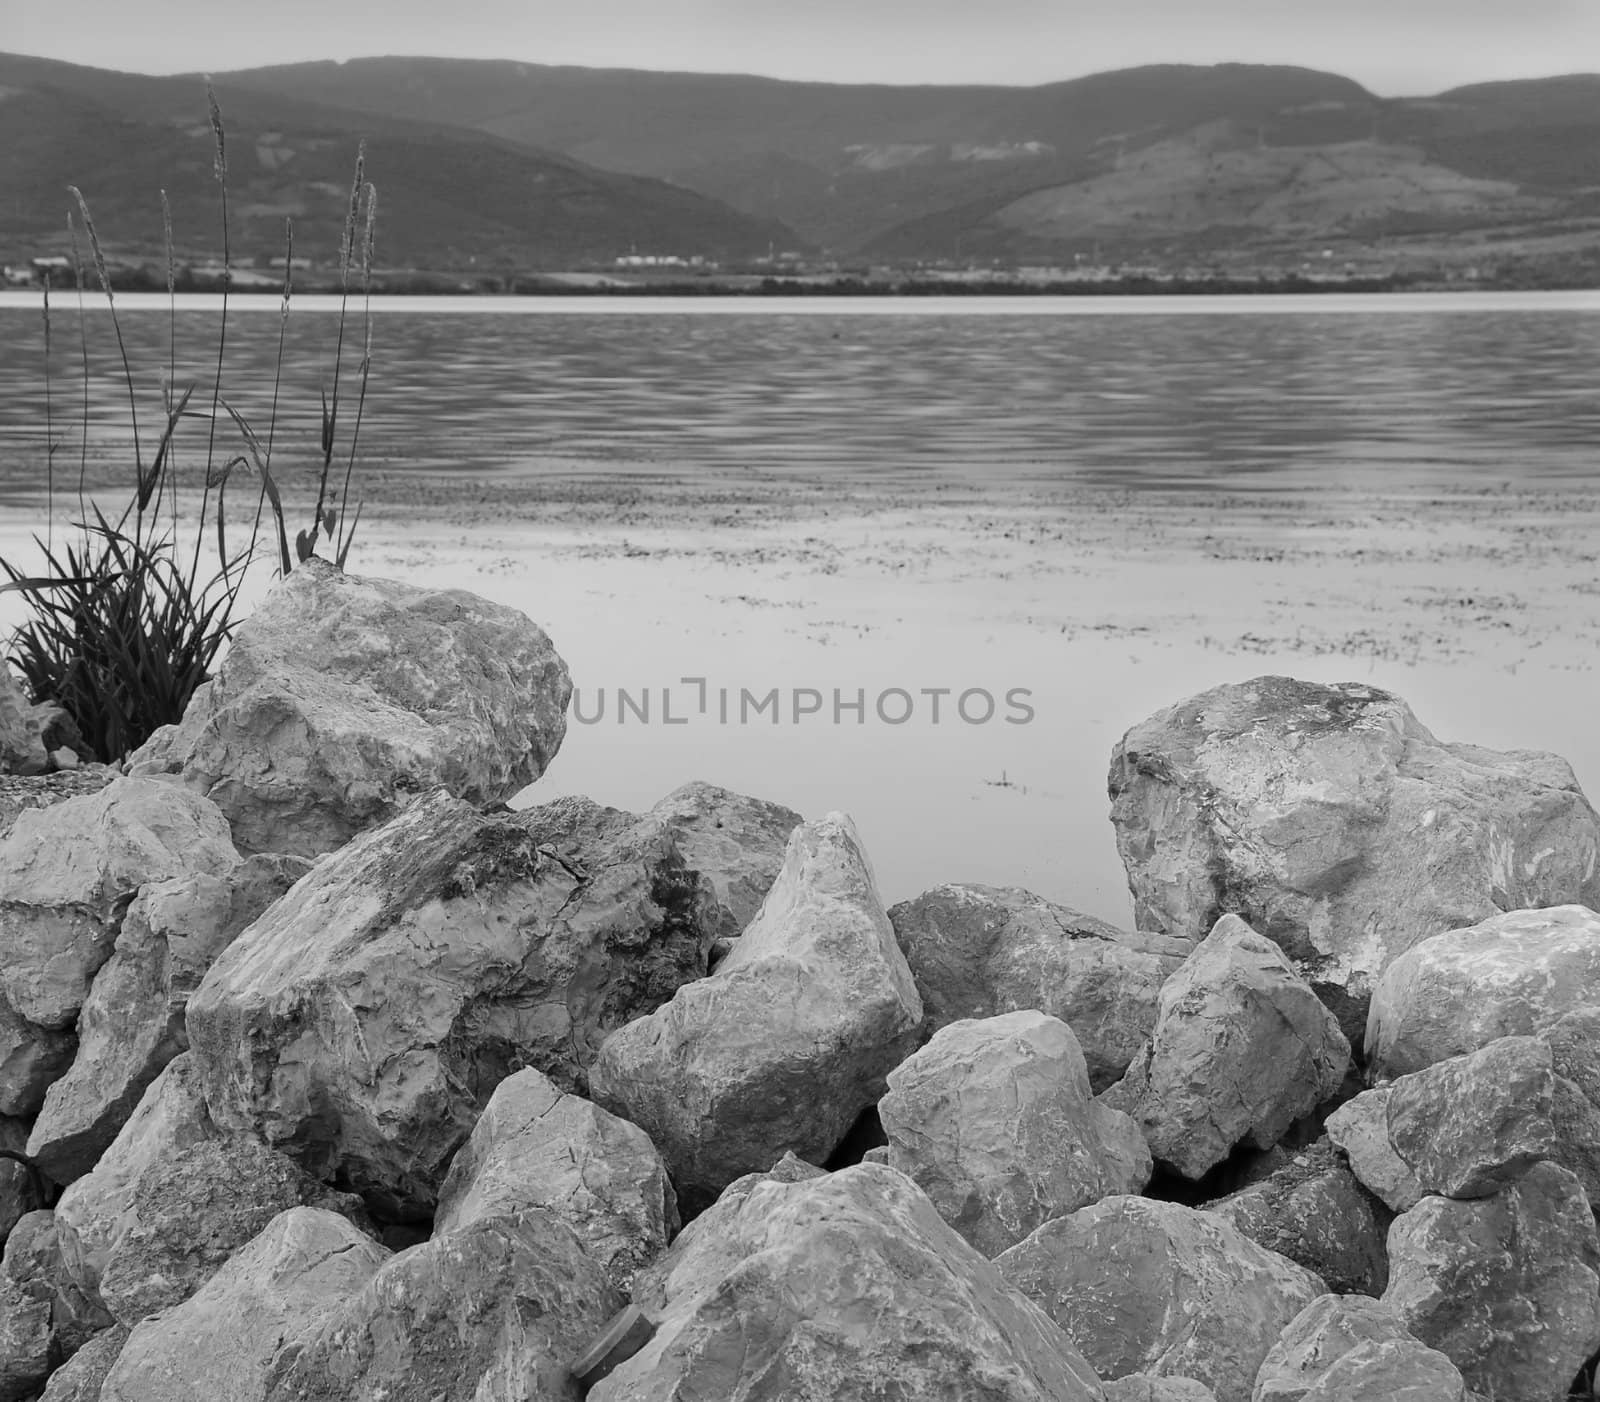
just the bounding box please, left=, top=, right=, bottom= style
left=1367, top=905, right=1600, bottom=1078
left=1383, top=1160, right=1600, bottom=1401
left=889, top=883, right=1183, bottom=1091
left=1537, top=1009, right=1600, bottom=1201
left=1253, top=1294, right=1467, bottom=1402
left=0, top=768, right=115, bottom=844
left=0, top=670, right=45, bottom=778
left=3, top=1211, right=114, bottom=1370
left=0, top=1273, right=50, bottom=1402
left=128, top=559, right=572, bottom=857
left=0, top=776, right=239, bottom=1034
left=594, top=1162, right=1104, bottom=1401
left=0, top=1120, right=41, bottom=1241
left=29, top=854, right=307, bottom=1183
left=38, top=1325, right=128, bottom=1402
left=100, top=1208, right=387, bottom=1402
left=187, top=786, right=788, bottom=1218
left=590, top=814, right=923, bottom=1214
left=264, top=1208, right=621, bottom=1402
left=1205, top=1139, right=1389, bottom=1296
left=0, top=998, right=73, bottom=1118
left=1384, top=1036, right=1558, bottom=1198
left=1323, top=1087, right=1424, bottom=1213
left=879, top=1010, right=1150, bottom=1255
left=995, top=1195, right=1325, bottom=1402
left=96, top=1135, right=367, bottom=1326
left=646, top=781, right=801, bottom=937
left=54, top=1055, right=218, bottom=1301
left=434, top=1067, right=678, bottom=1292
left=1106, top=1379, right=1218, bottom=1402
left=1109, top=677, right=1600, bottom=1038
left=1101, top=915, right=1348, bottom=1180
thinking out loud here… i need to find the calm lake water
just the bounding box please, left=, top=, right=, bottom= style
left=1, top=291, right=1598, bottom=495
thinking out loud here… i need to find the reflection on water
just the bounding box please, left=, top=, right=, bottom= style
left=0, top=294, right=1597, bottom=496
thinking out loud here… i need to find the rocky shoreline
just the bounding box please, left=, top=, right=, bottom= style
left=2, top=560, right=1600, bottom=1400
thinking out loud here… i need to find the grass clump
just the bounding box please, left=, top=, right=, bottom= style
left=1, top=84, right=378, bottom=763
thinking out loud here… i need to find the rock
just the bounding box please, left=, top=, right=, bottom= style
left=1536, top=1009, right=1600, bottom=1201
left=0, top=776, right=239, bottom=1031
left=0, top=1274, right=50, bottom=1401
left=1367, top=905, right=1600, bottom=1078
left=1109, top=677, right=1600, bottom=1038
left=879, top=1010, right=1150, bottom=1255
left=0, top=669, right=46, bottom=777
left=646, top=780, right=801, bottom=937
left=99, top=1208, right=387, bottom=1402
left=0, top=998, right=73, bottom=1118
left=1102, top=915, right=1348, bottom=1180
left=0, top=1120, right=41, bottom=1240
left=29, top=854, right=307, bottom=1183
left=38, top=1325, right=128, bottom=1402
left=1205, top=1138, right=1389, bottom=1296
left=1253, top=1294, right=1467, bottom=1402
left=0, top=767, right=115, bottom=844
left=1106, top=1379, right=1218, bottom=1402
left=889, top=883, right=1183, bottom=1091
left=434, top=1067, right=678, bottom=1292
left=128, top=559, right=571, bottom=858
left=593, top=1162, right=1104, bottom=1401
left=590, top=814, right=923, bottom=1214
left=1323, top=1088, right=1424, bottom=1213
left=264, top=1208, right=621, bottom=1402
left=96, top=1135, right=367, bottom=1326
left=994, top=1195, right=1325, bottom=1402
left=187, top=787, right=785, bottom=1219
left=3, top=1211, right=114, bottom=1366
left=1384, top=1036, right=1558, bottom=1198
left=1383, top=1160, right=1600, bottom=1401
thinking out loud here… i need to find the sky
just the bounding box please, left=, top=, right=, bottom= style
left=10, top=0, right=1600, bottom=94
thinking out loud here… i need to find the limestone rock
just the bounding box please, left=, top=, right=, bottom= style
left=128, top=559, right=571, bottom=857
left=3, top=1211, right=114, bottom=1369
left=889, top=883, right=1183, bottom=1091
left=1106, top=1378, right=1218, bottom=1402
left=1536, top=1008, right=1600, bottom=1201
left=1367, top=905, right=1600, bottom=1078
left=1103, top=915, right=1348, bottom=1180
left=1109, top=677, right=1600, bottom=1037
left=29, top=854, right=307, bottom=1183
left=1384, top=1036, right=1558, bottom=1198
left=1383, top=1160, right=1600, bottom=1401
left=0, top=776, right=238, bottom=1031
left=0, top=999, right=73, bottom=1118
left=879, top=1010, right=1150, bottom=1255
left=593, top=1162, right=1104, bottom=1402
left=100, top=1208, right=387, bottom=1402
left=1253, top=1294, right=1467, bottom=1402
left=1323, top=1087, right=1424, bottom=1213
left=0, top=1274, right=50, bottom=1402
left=434, top=1067, right=678, bottom=1292
left=0, top=1119, right=41, bottom=1241
left=995, top=1195, right=1325, bottom=1402
left=0, top=670, right=45, bottom=778
left=264, top=1208, right=621, bottom=1402
left=38, top=1325, right=128, bottom=1402
left=187, top=786, right=782, bottom=1218
left=1205, top=1139, right=1389, bottom=1296
left=590, top=814, right=923, bottom=1213
left=0, top=768, right=115, bottom=845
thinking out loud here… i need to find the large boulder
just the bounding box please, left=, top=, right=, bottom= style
left=99, top=1208, right=387, bottom=1402
left=994, top=1196, right=1325, bottom=1402
left=1322, top=1087, right=1424, bottom=1213
left=128, top=559, right=572, bottom=857
left=434, top=1067, right=678, bottom=1292
left=38, top=1326, right=127, bottom=1402
left=1253, top=1294, right=1468, bottom=1402
left=590, top=814, right=923, bottom=1213
left=28, top=855, right=306, bottom=1183
left=187, top=785, right=787, bottom=1218
left=594, top=1162, right=1105, bottom=1401
left=889, top=883, right=1183, bottom=1091
left=0, top=776, right=238, bottom=1032
left=2, top=1211, right=114, bottom=1372
left=1101, top=915, right=1348, bottom=1180
left=1109, top=677, right=1600, bottom=1036
left=0, top=1120, right=42, bottom=1241
left=1537, top=1008, right=1600, bottom=1202
left=1383, top=1161, right=1600, bottom=1401
left=0, top=1274, right=50, bottom=1402
left=878, top=1010, right=1150, bottom=1256
left=264, top=1208, right=622, bottom=1402
left=0, top=769, right=115, bottom=846
left=0, top=1002, right=72, bottom=1121
left=1366, top=905, right=1600, bottom=1078
left=1204, top=1139, right=1389, bottom=1297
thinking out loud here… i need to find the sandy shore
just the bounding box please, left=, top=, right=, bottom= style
left=4, top=467, right=1598, bottom=925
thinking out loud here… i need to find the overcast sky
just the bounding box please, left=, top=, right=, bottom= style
left=13, top=0, right=1599, bottom=93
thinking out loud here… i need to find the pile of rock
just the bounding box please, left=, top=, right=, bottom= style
left=4, top=571, right=1600, bottom=1402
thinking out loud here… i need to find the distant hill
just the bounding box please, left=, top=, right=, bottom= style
left=0, top=53, right=801, bottom=271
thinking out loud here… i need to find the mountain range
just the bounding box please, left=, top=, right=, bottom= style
left=3, top=51, right=1597, bottom=274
